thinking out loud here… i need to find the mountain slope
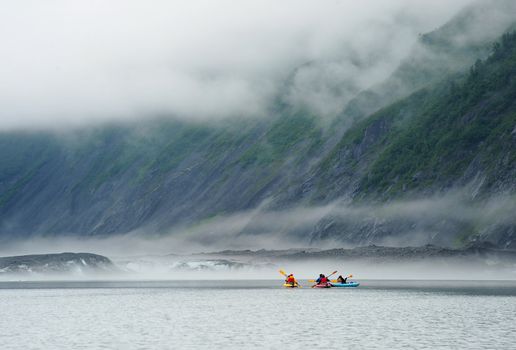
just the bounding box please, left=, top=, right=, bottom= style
left=312, top=32, right=516, bottom=200
left=299, top=32, right=516, bottom=248
left=0, top=5, right=515, bottom=249
left=0, top=112, right=326, bottom=236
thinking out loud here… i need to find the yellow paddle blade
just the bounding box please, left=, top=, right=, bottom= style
left=349, top=274, right=353, bottom=278
left=279, top=269, right=287, bottom=277
left=308, top=279, right=316, bottom=283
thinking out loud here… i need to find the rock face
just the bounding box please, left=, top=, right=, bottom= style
left=0, top=253, right=115, bottom=275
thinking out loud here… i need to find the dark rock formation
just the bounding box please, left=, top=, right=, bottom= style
left=0, top=252, right=115, bottom=275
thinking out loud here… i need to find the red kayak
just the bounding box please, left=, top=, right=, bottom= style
left=313, top=283, right=332, bottom=288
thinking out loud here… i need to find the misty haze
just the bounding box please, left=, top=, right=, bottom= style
left=1, top=0, right=515, bottom=349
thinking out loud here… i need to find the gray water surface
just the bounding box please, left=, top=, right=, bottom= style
left=1, top=280, right=515, bottom=349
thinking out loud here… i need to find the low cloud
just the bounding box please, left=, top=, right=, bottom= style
left=0, top=0, right=475, bottom=130
left=1, top=192, right=514, bottom=257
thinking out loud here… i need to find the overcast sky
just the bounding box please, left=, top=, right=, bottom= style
left=0, top=0, right=475, bottom=130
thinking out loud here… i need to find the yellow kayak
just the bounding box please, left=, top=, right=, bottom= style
left=283, top=283, right=299, bottom=288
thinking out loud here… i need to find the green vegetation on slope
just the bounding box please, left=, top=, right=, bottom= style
left=365, top=32, right=516, bottom=194
left=238, top=112, right=322, bottom=168
left=317, top=32, right=516, bottom=198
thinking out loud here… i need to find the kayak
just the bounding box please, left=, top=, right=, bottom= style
left=312, top=283, right=332, bottom=288
left=283, top=283, right=299, bottom=288
left=330, top=282, right=360, bottom=288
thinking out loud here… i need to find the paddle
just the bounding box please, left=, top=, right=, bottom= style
left=327, top=270, right=338, bottom=278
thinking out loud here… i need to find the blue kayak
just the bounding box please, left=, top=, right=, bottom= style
left=330, top=282, right=360, bottom=288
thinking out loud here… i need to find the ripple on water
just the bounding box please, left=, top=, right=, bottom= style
left=0, top=281, right=515, bottom=349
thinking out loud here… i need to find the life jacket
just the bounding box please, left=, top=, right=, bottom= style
left=320, top=277, right=329, bottom=284
left=287, top=276, right=296, bottom=283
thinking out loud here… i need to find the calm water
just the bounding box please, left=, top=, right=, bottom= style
left=1, top=280, right=515, bottom=349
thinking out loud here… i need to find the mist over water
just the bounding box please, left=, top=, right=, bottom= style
left=1, top=191, right=515, bottom=281
left=2, top=243, right=516, bottom=282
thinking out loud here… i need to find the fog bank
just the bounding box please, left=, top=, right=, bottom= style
left=0, top=0, right=474, bottom=130
left=1, top=192, right=514, bottom=257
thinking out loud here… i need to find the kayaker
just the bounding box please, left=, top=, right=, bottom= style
left=337, top=275, right=348, bottom=284
left=285, top=274, right=297, bottom=287
left=316, top=274, right=329, bottom=284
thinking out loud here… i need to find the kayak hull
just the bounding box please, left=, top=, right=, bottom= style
left=331, top=282, right=360, bottom=288
left=283, top=283, right=299, bottom=288
left=313, top=283, right=332, bottom=288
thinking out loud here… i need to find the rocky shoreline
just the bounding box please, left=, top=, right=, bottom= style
left=198, top=242, right=516, bottom=264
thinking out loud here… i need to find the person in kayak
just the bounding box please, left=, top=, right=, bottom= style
left=285, top=274, right=297, bottom=287
left=337, top=275, right=348, bottom=284
left=316, top=274, right=329, bottom=284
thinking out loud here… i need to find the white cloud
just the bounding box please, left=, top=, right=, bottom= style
left=0, top=0, right=474, bottom=129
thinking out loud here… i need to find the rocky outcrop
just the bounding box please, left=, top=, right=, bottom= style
left=0, top=253, right=116, bottom=275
